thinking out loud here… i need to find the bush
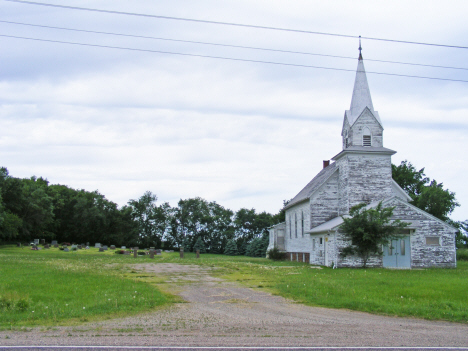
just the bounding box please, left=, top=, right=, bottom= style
left=457, top=248, right=468, bottom=261
left=267, top=246, right=286, bottom=261
left=137, top=251, right=146, bottom=256
left=115, top=250, right=125, bottom=254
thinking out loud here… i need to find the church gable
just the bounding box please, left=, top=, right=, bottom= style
left=349, top=108, right=383, bottom=147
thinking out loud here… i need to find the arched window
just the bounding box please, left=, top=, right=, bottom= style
left=362, top=127, right=371, bottom=147
left=344, top=130, right=349, bottom=148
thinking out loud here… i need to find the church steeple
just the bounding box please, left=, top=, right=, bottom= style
left=349, top=42, right=374, bottom=123
left=341, top=42, right=384, bottom=150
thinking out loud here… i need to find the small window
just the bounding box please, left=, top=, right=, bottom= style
left=312, top=239, right=315, bottom=250
left=363, top=135, right=371, bottom=146
left=426, top=237, right=440, bottom=246
left=388, top=244, right=393, bottom=256
left=301, top=211, right=304, bottom=237
left=362, top=127, right=371, bottom=146
left=400, top=240, right=405, bottom=256
left=295, top=213, right=297, bottom=238
left=319, top=237, right=323, bottom=245
left=289, top=215, right=291, bottom=239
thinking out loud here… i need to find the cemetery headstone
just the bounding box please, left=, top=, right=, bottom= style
left=102, top=245, right=108, bottom=250
left=63, top=248, right=69, bottom=252
left=95, top=243, right=101, bottom=248
left=44, top=244, right=50, bottom=249
left=40, top=239, right=45, bottom=244
left=156, top=249, right=162, bottom=255
left=34, top=239, right=39, bottom=245
left=134, top=247, right=139, bottom=250
left=51, top=240, right=58, bottom=245
left=123, top=251, right=130, bottom=255
left=121, top=246, right=126, bottom=249
left=54, top=244, right=59, bottom=248
left=110, top=245, right=116, bottom=250
left=99, top=247, right=105, bottom=252
left=180, top=247, right=184, bottom=259
left=196, top=249, right=200, bottom=259
left=133, top=249, right=137, bottom=258
left=71, top=245, right=77, bottom=250
left=149, top=249, right=155, bottom=259
left=77, top=245, right=82, bottom=249
left=150, top=247, right=155, bottom=250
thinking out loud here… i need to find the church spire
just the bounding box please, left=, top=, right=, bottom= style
left=349, top=40, right=374, bottom=122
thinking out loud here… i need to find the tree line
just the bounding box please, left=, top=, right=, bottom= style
left=1, top=160, right=466, bottom=255
left=0, top=167, right=283, bottom=255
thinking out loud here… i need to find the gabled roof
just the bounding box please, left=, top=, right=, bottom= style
left=285, top=162, right=338, bottom=210
left=306, top=196, right=458, bottom=234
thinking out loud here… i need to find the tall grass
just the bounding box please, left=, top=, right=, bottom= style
left=457, top=248, right=468, bottom=261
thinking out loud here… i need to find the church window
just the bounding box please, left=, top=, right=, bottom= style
left=319, top=237, right=323, bottom=245
left=295, top=213, right=297, bottom=238
left=362, top=127, right=371, bottom=147
left=312, top=239, right=315, bottom=250
left=426, top=237, right=440, bottom=246
left=301, top=211, right=304, bottom=237
left=289, top=215, right=292, bottom=239
left=344, top=130, right=349, bottom=148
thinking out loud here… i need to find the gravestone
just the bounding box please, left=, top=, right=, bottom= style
left=54, top=244, right=59, bottom=248
left=95, top=243, right=101, bottom=248
left=63, top=248, right=69, bottom=252
left=149, top=249, right=154, bottom=259
left=44, top=244, right=50, bottom=249
left=196, top=249, right=200, bottom=259
left=71, top=245, right=77, bottom=250
left=179, top=247, right=184, bottom=259
left=40, top=239, right=45, bottom=245
left=34, top=239, right=39, bottom=245
left=133, top=247, right=139, bottom=250
left=123, top=251, right=130, bottom=255
left=110, top=245, right=116, bottom=250
left=99, top=247, right=105, bottom=252
left=121, top=246, right=126, bottom=249
left=77, top=245, right=82, bottom=249
left=150, top=247, right=155, bottom=250
left=133, top=249, right=137, bottom=258
left=51, top=240, right=58, bottom=245
left=156, top=249, right=162, bottom=255
left=102, top=245, right=108, bottom=250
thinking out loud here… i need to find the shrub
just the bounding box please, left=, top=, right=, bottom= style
left=267, top=246, right=286, bottom=261
left=137, top=251, right=146, bottom=256
left=457, top=248, right=468, bottom=261
left=115, top=250, right=125, bottom=254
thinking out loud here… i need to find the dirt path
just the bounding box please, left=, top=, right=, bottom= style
left=1, top=263, right=468, bottom=347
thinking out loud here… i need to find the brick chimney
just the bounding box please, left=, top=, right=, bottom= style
left=323, top=160, right=330, bottom=169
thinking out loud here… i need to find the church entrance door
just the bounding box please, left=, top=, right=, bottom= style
left=382, top=236, right=411, bottom=268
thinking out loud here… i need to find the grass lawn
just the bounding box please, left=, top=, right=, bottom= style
left=152, top=252, right=468, bottom=323
left=0, top=245, right=176, bottom=329
left=1, top=246, right=467, bottom=328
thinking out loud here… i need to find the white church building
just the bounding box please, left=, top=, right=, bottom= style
left=267, top=51, right=457, bottom=268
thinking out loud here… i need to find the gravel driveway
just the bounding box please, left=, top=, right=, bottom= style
left=1, top=263, right=468, bottom=347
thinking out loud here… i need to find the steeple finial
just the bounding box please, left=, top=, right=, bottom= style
left=358, top=36, right=362, bottom=60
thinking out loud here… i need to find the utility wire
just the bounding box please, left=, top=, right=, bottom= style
left=1, top=19, right=467, bottom=72
left=5, top=0, right=468, bottom=50
left=1, top=33, right=467, bottom=83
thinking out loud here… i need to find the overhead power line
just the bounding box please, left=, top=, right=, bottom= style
left=5, top=0, right=468, bottom=50
left=1, top=20, right=467, bottom=72
left=1, top=34, right=467, bottom=83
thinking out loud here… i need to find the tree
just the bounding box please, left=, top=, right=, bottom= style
left=193, top=237, right=206, bottom=253
left=340, top=202, right=409, bottom=268
left=128, top=191, right=169, bottom=248
left=392, top=160, right=459, bottom=221
left=224, top=239, right=238, bottom=255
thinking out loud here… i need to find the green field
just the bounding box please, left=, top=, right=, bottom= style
left=1, top=246, right=468, bottom=328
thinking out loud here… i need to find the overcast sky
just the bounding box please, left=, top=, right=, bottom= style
left=0, top=0, right=467, bottom=220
